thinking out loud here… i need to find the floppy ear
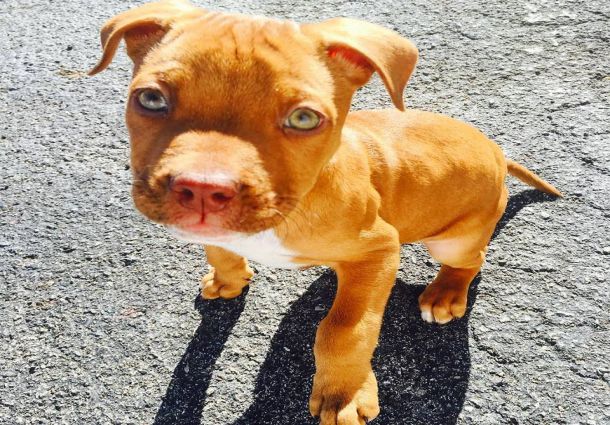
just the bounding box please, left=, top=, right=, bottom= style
left=303, top=18, right=418, bottom=110
left=89, top=0, right=202, bottom=75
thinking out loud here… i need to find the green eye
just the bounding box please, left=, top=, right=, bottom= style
left=284, top=108, right=322, bottom=131
left=136, top=89, right=168, bottom=112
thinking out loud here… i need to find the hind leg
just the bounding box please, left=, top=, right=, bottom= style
left=419, top=197, right=507, bottom=323
left=418, top=258, right=483, bottom=324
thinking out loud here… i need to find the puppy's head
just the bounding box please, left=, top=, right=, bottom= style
left=91, top=0, right=417, bottom=237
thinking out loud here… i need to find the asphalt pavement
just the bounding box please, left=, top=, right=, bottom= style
left=1, top=0, right=609, bottom=424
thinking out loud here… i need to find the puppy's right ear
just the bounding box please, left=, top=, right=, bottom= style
left=89, top=0, right=202, bottom=75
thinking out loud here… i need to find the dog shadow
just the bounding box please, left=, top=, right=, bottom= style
left=232, top=273, right=479, bottom=425
left=154, top=292, right=249, bottom=424
left=153, top=189, right=559, bottom=425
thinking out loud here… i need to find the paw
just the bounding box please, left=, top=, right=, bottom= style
left=310, top=369, right=379, bottom=425
left=200, top=265, right=253, bottom=300
left=418, top=282, right=467, bottom=324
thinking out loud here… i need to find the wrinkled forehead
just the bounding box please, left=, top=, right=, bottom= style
left=174, top=12, right=306, bottom=58
left=140, top=13, right=332, bottom=106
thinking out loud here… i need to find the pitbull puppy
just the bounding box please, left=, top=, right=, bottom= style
left=90, top=1, right=561, bottom=423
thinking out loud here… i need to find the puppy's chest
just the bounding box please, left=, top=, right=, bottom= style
left=205, top=230, right=300, bottom=269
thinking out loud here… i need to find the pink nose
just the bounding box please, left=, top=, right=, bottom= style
left=170, top=175, right=237, bottom=214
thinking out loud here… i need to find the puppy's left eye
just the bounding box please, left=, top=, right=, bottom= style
left=136, top=89, right=168, bottom=113
left=284, top=108, right=322, bottom=131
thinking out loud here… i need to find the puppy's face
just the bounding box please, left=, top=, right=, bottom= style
left=127, top=17, right=343, bottom=236
left=90, top=1, right=417, bottom=238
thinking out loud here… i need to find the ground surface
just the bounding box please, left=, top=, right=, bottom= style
left=1, top=0, right=609, bottom=424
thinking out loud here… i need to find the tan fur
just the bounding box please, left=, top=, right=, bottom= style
left=90, top=1, right=561, bottom=423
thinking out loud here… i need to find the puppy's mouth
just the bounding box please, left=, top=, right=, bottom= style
left=166, top=223, right=240, bottom=244
left=132, top=177, right=297, bottom=236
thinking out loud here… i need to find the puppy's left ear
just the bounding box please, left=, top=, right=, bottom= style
left=303, top=18, right=418, bottom=110
left=89, top=0, right=202, bottom=75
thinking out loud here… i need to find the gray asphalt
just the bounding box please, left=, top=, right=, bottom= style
left=1, top=0, right=609, bottom=424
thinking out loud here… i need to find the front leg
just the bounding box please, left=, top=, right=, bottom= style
left=201, top=245, right=254, bottom=299
left=310, top=222, right=400, bottom=425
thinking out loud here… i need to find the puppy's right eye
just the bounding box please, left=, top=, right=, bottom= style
left=136, top=89, right=169, bottom=113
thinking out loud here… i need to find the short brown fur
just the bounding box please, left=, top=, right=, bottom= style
left=91, top=1, right=561, bottom=423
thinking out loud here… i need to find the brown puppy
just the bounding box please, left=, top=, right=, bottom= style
left=90, top=1, right=561, bottom=423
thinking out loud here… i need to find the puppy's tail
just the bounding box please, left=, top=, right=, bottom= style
left=506, top=160, right=562, bottom=197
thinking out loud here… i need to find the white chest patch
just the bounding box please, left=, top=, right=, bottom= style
left=168, top=227, right=300, bottom=269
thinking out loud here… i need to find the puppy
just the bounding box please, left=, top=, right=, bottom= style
left=90, top=1, right=561, bottom=423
